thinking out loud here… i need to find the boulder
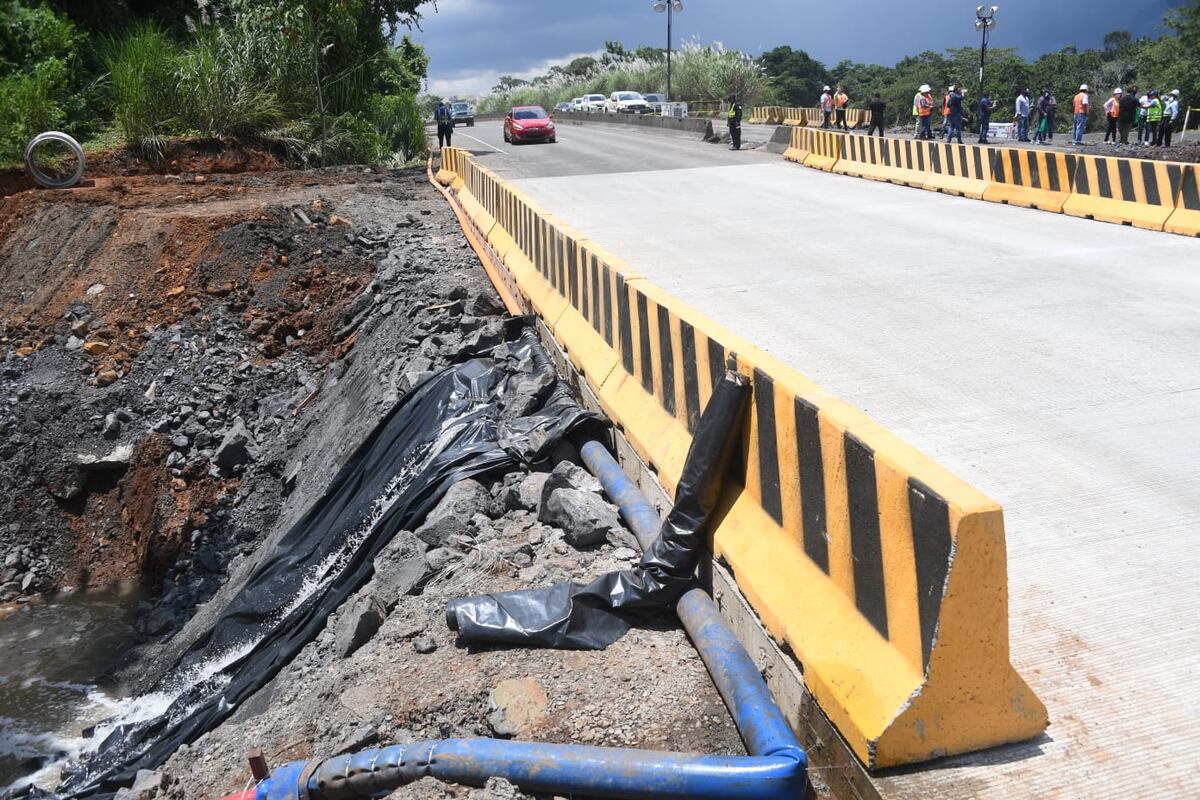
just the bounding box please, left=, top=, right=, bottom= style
left=486, top=677, right=548, bottom=737
left=333, top=592, right=387, bottom=658
left=372, top=532, right=431, bottom=607
left=214, top=417, right=255, bottom=474
left=502, top=472, right=550, bottom=513
left=539, top=488, right=621, bottom=549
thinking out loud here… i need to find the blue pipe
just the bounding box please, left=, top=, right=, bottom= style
left=245, top=441, right=806, bottom=800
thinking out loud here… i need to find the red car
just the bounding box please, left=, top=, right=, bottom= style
left=503, top=105, right=557, bottom=144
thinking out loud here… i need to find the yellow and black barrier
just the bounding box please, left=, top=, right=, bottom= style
left=798, top=128, right=843, bottom=171
left=1166, top=164, right=1200, bottom=236
left=783, top=107, right=804, bottom=126
left=748, top=106, right=769, bottom=124
left=436, top=148, right=1048, bottom=770
left=834, top=135, right=926, bottom=187
left=984, top=147, right=1077, bottom=212
left=1063, top=155, right=1184, bottom=230
left=921, top=141, right=993, bottom=199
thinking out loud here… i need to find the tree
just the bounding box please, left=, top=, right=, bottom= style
left=564, top=55, right=598, bottom=77
left=1103, top=30, right=1132, bottom=54
left=758, top=45, right=826, bottom=106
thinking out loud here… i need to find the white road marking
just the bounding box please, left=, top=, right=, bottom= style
left=454, top=132, right=507, bottom=155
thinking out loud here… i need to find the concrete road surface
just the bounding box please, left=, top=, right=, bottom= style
left=449, top=120, right=1200, bottom=798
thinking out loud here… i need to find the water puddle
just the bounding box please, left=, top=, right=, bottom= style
left=0, top=585, right=144, bottom=791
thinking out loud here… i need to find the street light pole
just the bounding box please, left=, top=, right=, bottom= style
left=975, top=5, right=998, bottom=98
left=653, top=1, right=683, bottom=101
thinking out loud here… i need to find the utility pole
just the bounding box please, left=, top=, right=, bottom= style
left=653, top=0, right=683, bottom=100
left=975, top=5, right=998, bottom=99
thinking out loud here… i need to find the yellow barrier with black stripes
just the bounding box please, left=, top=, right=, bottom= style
left=1063, top=156, right=1184, bottom=230
left=783, top=107, right=804, bottom=126
left=984, top=148, right=1077, bottom=212
left=1166, top=164, right=1200, bottom=236
left=747, top=106, right=769, bottom=124
left=921, top=141, right=993, bottom=199
left=798, top=128, right=843, bottom=171
left=437, top=148, right=1048, bottom=770
left=834, top=134, right=926, bottom=187
left=782, top=127, right=806, bottom=165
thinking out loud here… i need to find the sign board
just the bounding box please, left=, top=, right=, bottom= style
left=660, top=102, right=689, bottom=118
left=987, top=122, right=1016, bottom=140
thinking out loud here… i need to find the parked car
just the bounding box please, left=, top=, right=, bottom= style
left=606, top=91, right=650, bottom=114
left=642, top=93, right=668, bottom=113
left=450, top=101, right=474, bottom=127
left=503, top=105, right=556, bottom=144
left=582, top=94, right=606, bottom=112
left=571, top=97, right=585, bottom=112
left=555, top=102, right=572, bottom=113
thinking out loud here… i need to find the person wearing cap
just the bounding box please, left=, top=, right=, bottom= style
left=1103, top=89, right=1122, bottom=143
left=1137, top=88, right=1152, bottom=144
left=726, top=93, right=743, bottom=150
left=1145, top=90, right=1163, bottom=146
left=834, top=86, right=850, bottom=131
left=912, top=87, right=923, bottom=138
left=434, top=99, right=454, bottom=149
left=917, top=85, right=935, bottom=139
left=1157, top=90, right=1182, bottom=147
left=978, top=91, right=997, bottom=143
left=819, top=86, right=834, bottom=129
left=1072, top=84, right=1089, bottom=145
left=941, top=85, right=954, bottom=140
left=1118, top=85, right=1139, bottom=144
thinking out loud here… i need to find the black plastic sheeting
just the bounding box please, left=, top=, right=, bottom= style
left=445, top=371, right=749, bottom=650
left=44, top=319, right=600, bottom=800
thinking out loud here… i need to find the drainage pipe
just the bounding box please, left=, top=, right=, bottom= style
left=231, top=441, right=805, bottom=800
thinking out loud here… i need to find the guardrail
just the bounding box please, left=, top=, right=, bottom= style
left=780, top=127, right=1200, bottom=236
left=435, top=146, right=1048, bottom=770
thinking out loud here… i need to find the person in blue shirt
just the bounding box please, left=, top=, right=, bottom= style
left=434, top=100, right=454, bottom=149
left=946, top=86, right=964, bottom=144
left=978, top=93, right=997, bottom=144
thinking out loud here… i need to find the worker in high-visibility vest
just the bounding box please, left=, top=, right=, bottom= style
left=916, top=85, right=934, bottom=140
left=834, top=87, right=849, bottom=130
left=1145, top=90, right=1163, bottom=147
left=1103, top=88, right=1122, bottom=143
left=941, top=86, right=954, bottom=140
left=1157, top=89, right=1181, bottom=147
left=1072, top=84, right=1089, bottom=145
left=819, top=86, right=834, bottom=128
left=912, top=88, right=923, bottom=138
left=726, top=93, right=743, bottom=150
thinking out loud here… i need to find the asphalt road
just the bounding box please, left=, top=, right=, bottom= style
left=448, top=119, right=1200, bottom=798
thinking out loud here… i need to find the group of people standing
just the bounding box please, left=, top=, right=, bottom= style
left=818, top=85, right=851, bottom=130
left=1101, top=87, right=1183, bottom=147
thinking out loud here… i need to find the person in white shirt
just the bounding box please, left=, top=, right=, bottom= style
left=1137, top=91, right=1153, bottom=144
left=1157, top=90, right=1182, bottom=147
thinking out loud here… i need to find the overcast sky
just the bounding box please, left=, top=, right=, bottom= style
left=411, top=0, right=1177, bottom=97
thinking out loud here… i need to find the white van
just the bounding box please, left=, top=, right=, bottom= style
left=571, top=97, right=585, bottom=112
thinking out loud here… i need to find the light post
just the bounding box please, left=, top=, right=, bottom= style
left=974, top=5, right=998, bottom=97
left=652, top=0, right=683, bottom=101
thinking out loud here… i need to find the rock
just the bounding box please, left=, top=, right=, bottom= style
left=102, top=413, right=121, bottom=439
left=540, top=461, right=602, bottom=505
left=77, top=443, right=134, bottom=471
left=468, top=777, right=524, bottom=800
left=470, top=293, right=506, bottom=317
left=426, top=478, right=495, bottom=524
left=372, top=532, right=431, bottom=608
left=486, top=678, right=548, bottom=737
left=96, top=369, right=119, bottom=387
left=144, top=381, right=158, bottom=401
left=85, top=283, right=106, bottom=297
left=412, top=634, right=437, bottom=654
left=170, top=435, right=189, bottom=450
left=612, top=547, right=639, bottom=562
left=214, top=417, right=255, bottom=474
left=333, top=592, right=387, bottom=658
left=83, top=340, right=110, bottom=356
left=502, top=472, right=550, bottom=513
left=44, top=465, right=84, bottom=500
left=539, top=488, right=621, bottom=549
left=65, top=336, right=84, bottom=351
left=334, top=724, right=379, bottom=755
left=20, top=572, right=37, bottom=592
left=128, top=769, right=162, bottom=800
left=166, top=451, right=185, bottom=468
left=413, top=514, right=470, bottom=548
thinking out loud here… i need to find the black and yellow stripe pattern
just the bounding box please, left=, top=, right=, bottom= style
left=1065, top=155, right=1184, bottom=230
left=984, top=148, right=1077, bottom=211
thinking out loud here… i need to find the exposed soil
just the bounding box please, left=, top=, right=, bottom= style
left=0, top=152, right=747, bottom=799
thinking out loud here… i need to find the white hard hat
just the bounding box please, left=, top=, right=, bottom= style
left=919, top=84, right=931, bottom=93
left=1113, top=88, right=1122, bottom=94
left=1171, top=89, right=1181, bottom=96
left=1079, top=83, right=1088, bottom=91
left=823, top=85, right=831, bottom=91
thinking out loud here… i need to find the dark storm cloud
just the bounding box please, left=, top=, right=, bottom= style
left=412, top=0, right=1177, bottom=96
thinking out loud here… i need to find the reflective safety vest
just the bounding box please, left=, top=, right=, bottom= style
left=820, top=93, right=833, bottom=111
left=1147, top=99, right=1163, bottom=122
left=943, top=95, right=951, bottom=116
left=835, top=92, right=848, bottom=109
left=1073, top=92, right=1088, bottom=114
left=918, top=94, right=933, bottom=116
left=1104, top=98, right=1119, bottom=118
left=912, top=92, right=921, bottom=116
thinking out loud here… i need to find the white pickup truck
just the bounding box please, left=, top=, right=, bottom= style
left=605, top=91, right=651, bottom=114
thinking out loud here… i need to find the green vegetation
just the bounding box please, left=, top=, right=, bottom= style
left=478, top=39, right=766, bottom=114
left=0, top=0, right=432, bottom=167
left=759, top=2, right=1200, bottom=130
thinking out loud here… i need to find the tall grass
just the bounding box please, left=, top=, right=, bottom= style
left=177, top=24, right=284, bottom=138
left=0, top=59, right=68, bottom=160
left=101, top=25, right=181, bottom=149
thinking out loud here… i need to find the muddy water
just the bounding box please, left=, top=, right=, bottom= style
left=0, top=586, right=144, bottom=791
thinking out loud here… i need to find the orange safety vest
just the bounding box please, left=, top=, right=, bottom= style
left=835, top=92, right=848, bottom=109
left=918, top=94, right=933, bottom=116
left=1105, top=98, right=1119, bottom=118
left=820, top=93, right=833, bottom=111
left=1073, top=92, right=1088, bottom=114
left=943, top=95, right=951, bottom=116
